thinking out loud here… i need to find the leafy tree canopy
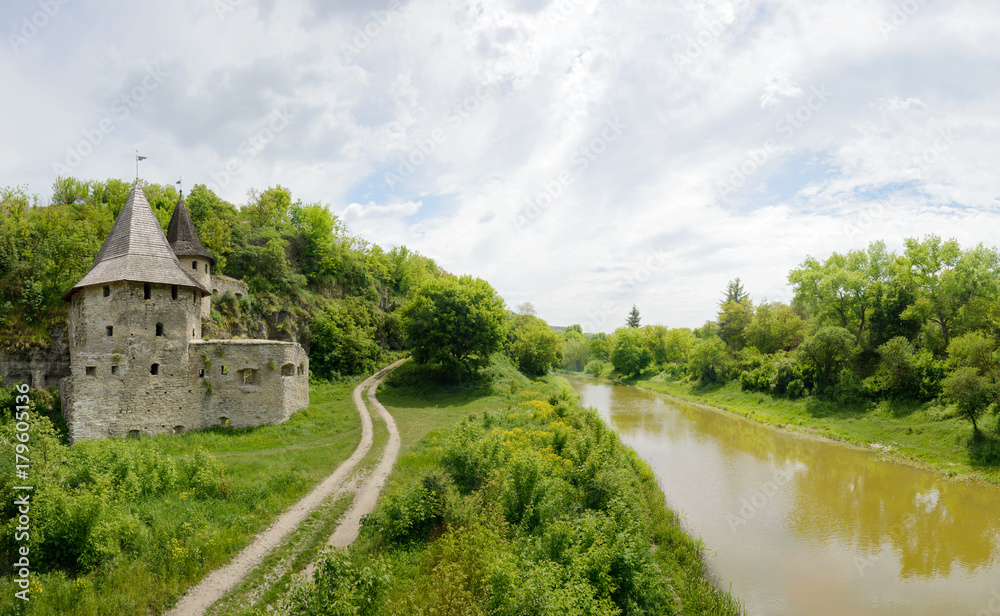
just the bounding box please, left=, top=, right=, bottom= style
left=402, top=275, right=508, bottom=375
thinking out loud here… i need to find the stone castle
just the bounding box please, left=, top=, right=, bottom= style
left=59, top=181, right=308, bottom=441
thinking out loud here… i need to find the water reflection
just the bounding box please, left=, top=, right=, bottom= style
left=567, top=376, right=1000, bottom=616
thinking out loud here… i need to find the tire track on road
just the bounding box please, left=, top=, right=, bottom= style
left=165, top=359, right=406, bottom=616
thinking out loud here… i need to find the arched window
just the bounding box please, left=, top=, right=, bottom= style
left=281, top=363, right=296, bottom=377
left=144, top=283, right=151, bottom=300
left=156, top=323, right=164, bottom=336
left=150, top=363, right=159, bottom=375
left=171, top=285, right=178, bottom=300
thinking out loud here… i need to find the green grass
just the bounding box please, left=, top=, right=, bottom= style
left=633, top=374, right=1000, bottom=484
left=271, top=356, right=744, bottom=615
left=0, top=376, right=370, bottom=616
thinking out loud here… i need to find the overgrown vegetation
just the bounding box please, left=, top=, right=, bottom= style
left=558, top=237, right=1000, bottom=476
left=0, top=177, right=442, bottom=367
left=0, top=379, right=366, bottom=615
left=276, top=356, right=743, bottom=615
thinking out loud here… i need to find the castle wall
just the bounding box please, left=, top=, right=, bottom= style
left=0, top=326, right=70, bottom=389
left=62, top=281, right=206, bottom=441
left=61, top=279, right=309, bottom=442
left=190, top=340, right=308, bottom=429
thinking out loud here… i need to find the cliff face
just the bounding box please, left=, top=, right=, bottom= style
left=0, top=325, right=71, bottom=389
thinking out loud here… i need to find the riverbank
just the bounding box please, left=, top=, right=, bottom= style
left=626, top=373, right=1000, bottom=484
left=277, top=356, right=744, bottom=615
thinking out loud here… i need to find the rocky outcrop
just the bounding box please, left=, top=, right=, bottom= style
left=0, top=326, right=71, bottom=389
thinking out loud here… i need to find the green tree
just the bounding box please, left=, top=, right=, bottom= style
left=942, top=367, right=993, bottom=435
left=244, top=185, right=293, bottom=228
left=744, top=301, right=805, bottom=354
left=402, top=276, right=508, bottom=375
left=626, top=305, right=641, bottom=328
left=588, top=333, right=610, bottom=362
left=718, top=299, right=754, bottom=351
left=187, top=183, right=238, bottom=268
left=662, top=328, right=696, bottom=365
left=900, top=236, right=1000, bottom=352
left=609, top=326, right=650, bottom=377
left=509, top=314, right=563, bottom=376
left=516, top=302, right=537, bottom=316
left=565, top=324, right=583, bottom=335
left=788, top=241, right=890, bottom=341
left=870, top=336, right=918, bottom=398
left=688, top=337, right=729, bottom=383
left=310, top=299, right=382, bottom=378
left=796, top=326, right=858, bottom=393
left=560, top=332, right=589, bottom=372
left=720, top=277, right=749, bottom=306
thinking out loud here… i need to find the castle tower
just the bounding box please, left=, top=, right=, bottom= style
left=61, top=182, right=211, bottom=440
left=167, top=191, right=215, bottom=318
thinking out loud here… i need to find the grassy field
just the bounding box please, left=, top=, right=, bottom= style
left=0, top=377, right=368, bottom=616
left=633, top=373, right=1000, bottom=484
left=271, top=357, right=744, bottom=616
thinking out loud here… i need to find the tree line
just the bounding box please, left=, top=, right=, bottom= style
left=0, top=176, right=567, bottom=386
left=559, top=237, right=1000, bottom=435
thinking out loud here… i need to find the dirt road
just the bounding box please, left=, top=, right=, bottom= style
left=165, top=359, right=405, bottom=616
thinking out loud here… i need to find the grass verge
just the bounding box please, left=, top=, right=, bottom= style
left=0, top=376, right=368, bottom=615
left=271, top=355, right=744, bottom=615
left=632, top=373, right=1000, bottom=484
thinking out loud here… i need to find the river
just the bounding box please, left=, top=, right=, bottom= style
left=565, top=376, right=1000, bottom=616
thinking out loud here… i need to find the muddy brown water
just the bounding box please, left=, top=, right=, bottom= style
left=566, top=376, right=1000, bottom=616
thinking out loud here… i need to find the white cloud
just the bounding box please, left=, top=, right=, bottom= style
left=4, top=0, right=1000, bottom=329
left=343, top=200, right=422, bottom=220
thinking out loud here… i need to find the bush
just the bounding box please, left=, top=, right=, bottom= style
left=786, top=379, right=807, bottom=399
left=364, top=470, right=454, bottom=545
left=584, top=360, right=613, bottom=378
left=770, top=358, right=803, bottom=396
left=286, top=550, right=389, bottom=616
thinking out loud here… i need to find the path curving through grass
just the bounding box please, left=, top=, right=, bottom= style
left=165, top=359, right=406, bottom=616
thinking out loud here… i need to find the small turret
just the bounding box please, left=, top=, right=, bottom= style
left=167, top=191, right=215, bottom=317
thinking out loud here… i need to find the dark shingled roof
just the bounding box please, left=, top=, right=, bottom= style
left=63, top=182, right=210, bottom=300
left=167, top=192, right=215, bottom=264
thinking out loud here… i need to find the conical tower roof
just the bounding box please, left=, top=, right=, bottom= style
left=63, top=182, right=210, bottom=300
left=167, top=191, right=215, bottom=264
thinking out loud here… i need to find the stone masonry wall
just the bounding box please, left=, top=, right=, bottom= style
left=62, top=281, right=206, bottom=440
left=190, top=340, right=308, bottom=429
left=0, top=326, right=70, bottom=389
left=62, top=282, right=309, bottom=442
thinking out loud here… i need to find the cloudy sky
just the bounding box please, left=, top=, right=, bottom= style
left=3, top=0, right=999, bottom=331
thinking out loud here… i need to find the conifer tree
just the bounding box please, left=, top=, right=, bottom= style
left=627, top=305, right=641, bottom=328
